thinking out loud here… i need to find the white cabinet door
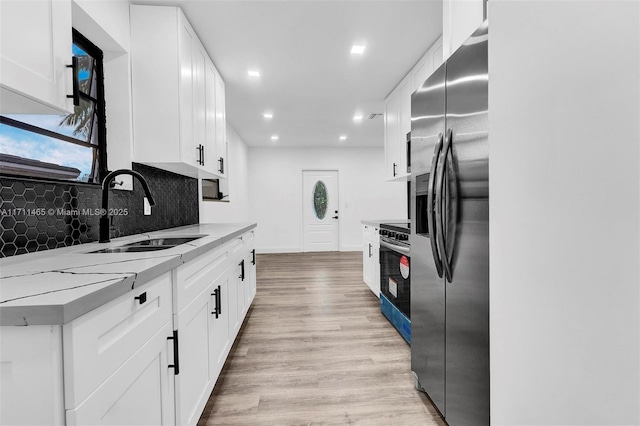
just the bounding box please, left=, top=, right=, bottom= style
left=63, top=274, right=173, bottom=409
left=177, top=14, right=196, bottom=168
left=227, top=262, right=241, bottom=338
left=0, top=0, right=73, bottom=114
left=174, top=286, right=214, bottom=426
left=384, top=91, right=400, bottom=180
left=192, top=40, right=207, bottom=170
left=205, top=59, right=218, bottom=172
left=65, top=322, right=175, bottom=426
left=372, top=244, right=380, bottom=297
left=0, top=326, right=65, bottom=426
left=236, top=259, right=247, bottom=323
left=210, top=271, right=230, bottom=380
left=246, top=247, right=257, bottom=306
left=362, top=225, right=381, bottom=297
left=130, top=5, right=224, bottom=179
left=443, top=0, right=484, bottom=59
left=363, top=240, right=373, bottom=287
left=215, top=74, right=227, bottom=177
left=397, top=77, right=412, bottom=178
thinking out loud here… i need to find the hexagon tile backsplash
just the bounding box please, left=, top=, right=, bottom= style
left=0, top=163, right=199, bottom=257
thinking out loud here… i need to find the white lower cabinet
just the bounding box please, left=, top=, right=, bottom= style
left=0, top=326, right=65, bottom=426
left=210, top=271, right=230, bottom=378
left=174, top=286, right=215, bottom=426
left=227, top=261, right=241, bottom=338
left=0, top=228, right=257, bottom=426
left=362, top=225, right=380, bottom=297
left=65, top=322, right=176, bottom=426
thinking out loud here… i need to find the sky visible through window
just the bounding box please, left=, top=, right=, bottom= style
left=0, top=44, right=97, bottom=182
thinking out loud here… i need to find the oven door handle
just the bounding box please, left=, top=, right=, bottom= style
left=380, top=239, right=410, bottom=256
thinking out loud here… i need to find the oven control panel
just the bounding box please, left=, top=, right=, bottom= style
left=379, top=223, right=410, bottom=247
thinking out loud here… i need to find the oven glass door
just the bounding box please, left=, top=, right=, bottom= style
left=379, top=241, right=411, bottom=318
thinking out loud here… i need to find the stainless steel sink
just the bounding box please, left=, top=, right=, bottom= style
left=87, top=235, right=205, bottom=254
left=122, top=237, right=203, bottom=247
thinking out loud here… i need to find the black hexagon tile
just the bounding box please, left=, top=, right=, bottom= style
left=1, top=163, right=198, bottom=257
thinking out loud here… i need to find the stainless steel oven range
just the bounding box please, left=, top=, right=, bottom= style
left=379, top=222, right=411, bottom=344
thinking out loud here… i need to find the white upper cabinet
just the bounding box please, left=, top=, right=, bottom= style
left=384, top=36, right=442, bottom=181
left=384, top=90, right=400, bottom=180
left=215, top=74, right=227, bottom=177
left=443, top=0, right=485, bottom=60
left=205, top=59, right=227, bottom=178
left=130, top=5, right=226, bottom=179
left=0, top=0, right=74, bottom=114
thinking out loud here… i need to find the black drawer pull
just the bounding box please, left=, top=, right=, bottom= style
left=251, top=249, right=256, bottom=265
left=134, top=292, right=147, bottom=305
left=240, top=259, right=245, bottom=281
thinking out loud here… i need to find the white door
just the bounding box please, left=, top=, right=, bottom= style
left=302, top=170, right=339, bottom=252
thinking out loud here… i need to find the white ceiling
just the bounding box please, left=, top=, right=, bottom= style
left=132, top=1, right=443, bottom=147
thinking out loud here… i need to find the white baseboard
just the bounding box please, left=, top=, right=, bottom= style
left=256, top=247, right=361, bottom=254
left=256, top=247, right=302, bottom=254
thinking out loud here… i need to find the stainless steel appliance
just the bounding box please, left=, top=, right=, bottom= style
left=378, top=222, right=411, bottom=344
left=410, top=21, right=489, bottom=425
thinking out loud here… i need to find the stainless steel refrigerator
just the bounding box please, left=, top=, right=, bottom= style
left=410, top=21, right=489, bottom=425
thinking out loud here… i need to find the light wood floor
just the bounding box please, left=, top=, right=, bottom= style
left=198, top=252, right=445, bottom=426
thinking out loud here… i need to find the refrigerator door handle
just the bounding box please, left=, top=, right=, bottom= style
left=436, top=128, right=458, bottom=282
left=436, top=128, right=457, bottom=283
left=427, top=133, right=444, bottom=278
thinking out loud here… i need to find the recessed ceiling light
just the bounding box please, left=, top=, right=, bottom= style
left=248, top=70, right=261, bottom=77
left=263, top=113, right=273, bottom=119
left=271, top=135, right=279, bottom=141
left=353, top=114, right=363, bottom=122
left=339, top=135, right=347, bottom=141
left=351, top=45, right=366, bottom=54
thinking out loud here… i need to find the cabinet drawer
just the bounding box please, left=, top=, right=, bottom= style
left=63, top=273, right=172, bottom=409
left=229, top=235, right=244, bottom=257
left=175, top=244, right=229, bottom=313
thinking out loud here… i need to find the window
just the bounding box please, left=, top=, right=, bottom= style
left=0, top=30, right=106, bottom=184
left=313, top=180, right=328, bottom=220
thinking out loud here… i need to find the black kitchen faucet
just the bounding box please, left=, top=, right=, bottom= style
left=99, top=169, right=156, bottom=243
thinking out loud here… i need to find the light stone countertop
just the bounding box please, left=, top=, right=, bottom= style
left=0, top=223, right=256, bottom=326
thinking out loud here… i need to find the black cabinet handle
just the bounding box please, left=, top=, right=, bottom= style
left=217, top=285, right=221, bottom=315
left=240, top=259, right=245, bottom=281
left=134, top=292, right=147, bottom=305
left=201, top=145, right=205, bottom=166
left=167, top=330, right=180, bottom=375
left=393, top=162, right=397, bottom=177
left=251, top=249, right=256, bottom=265
left=368, top=243, right=372, bottom=258
left=66, top=56, right=80, bottom=106
left=211, top=288, right=219, bottom=318
left=218, top=157, right=224, bottom=174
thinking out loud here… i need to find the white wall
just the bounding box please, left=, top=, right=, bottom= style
left=248, top=147, right=406, bottom=252
left=489, top=2, right=639, bottom=425
left=200, top=125, right=250, bottom=223
left=72, top=0, right=135, bottom=189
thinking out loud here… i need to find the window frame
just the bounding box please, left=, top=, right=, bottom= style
left=0, top=28, right=107, bottom=185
